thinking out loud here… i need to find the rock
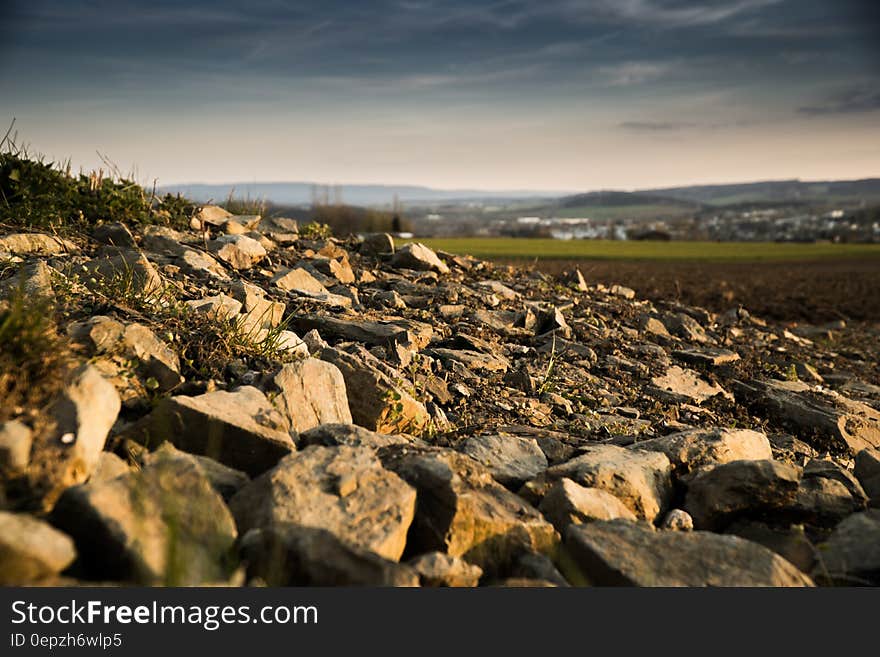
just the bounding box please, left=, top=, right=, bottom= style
left=539, top=445, right=673, bottom=521
left=83, top=250, right=163, bottom=297
left=0, top=233, right=76, bottom=255
left=196, top=205, right=234, bottom=226
left=121, top=323, right=182, bottom=391
left=391, top=242, right=449, bottom=274
left=178, top=248, right=229, bottom=280
left=0, top=260, right=55, bottom=299
left=683, top=459, right=801, bottom=530
left=185, top=293, right=243, bottom=321
left=90, top=452, right=129, bottom=483
left=230, top=281, right=285, bottom=330
left=458, top=434, right=548, bottom=489
left=360, top=233, right=395, bottom=257
left=126, top=386, right=294, bottom=476
left=51, top=458, right=238, bottom=585
left=312, top=257, right=356, bottom=284
left=803, top=458, right=868, bottom=506
left=790, top=476, right=861, bottom=526
left=296, top=315, right=433, bottom=350
left=812, top=510, right=880, bottom=585
left=476, top=280, right=519, bottom=301
left=565, top=519, right=814, bottom=586
left=634, top=427, right=772, bottom=476
left=142, top=442, right=249, bottom=500
left=725, top=520, right=816, bottom=573
left=0, top=511, right=77, bottom=584
left=378, top=445, right=559, bottom=573
left=855, top=448, right=880, bottom=501
left=407, top=552, right=483, bottom=587
left=297, top=424, right=413, bottom=450
left=428, top=348, right=509, bottom=374
left=648, top=366, right=729, bottom=405
left=535, top=306, right=571, bottom=338
left=660, top=509, right=694, bottom=531
left=26, top=364, right=121, bottom=508
left=272, top=267, right=327, bottom=294
left=562, top=268, right=588, bottom=292
left=239, top=525, right=418, bottom=586
left=512, top=552, right=570, bottom=586
left=208, top=234, right=266, bottom=270
left=733, top=378, right=880, bottom=454
left=272, top=359, right=352, bottom=432
left=638, top=314, right=671, bottom=338
left=663, top=312, right=710, bottom=343
left=673, top=347, right=740, bottom=367
left=538, top=478, right=636, bottom=532
left=0, top=420, right=32, bottom=473
left=229, top=445, right=416, bottom=561
left=92, top=222, right=136, bottom=248
left=321, top=346, right=429, bottom=434
left=609, top=284, right=635, bottom=300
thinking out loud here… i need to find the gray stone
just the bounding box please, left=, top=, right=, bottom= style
left=296, top=315, right=433, bottom=350
left=92, top=222, right=136, bottom=248
left=127, top=386, right=294, bottom=477
left=407, top=552, right=483, bottom=587
left=239, top=525, right=418, bottom=587
left=684, top=459, right=802, bottom=530
left=83, top=250, right=163, bottom=297
left=297, top=424, right=413, bottom=450
left=428, top=348, right=509, bottom=374
left=812, top=509, right=880, bottom=585
left=272, top=267, right=327, bottom=294
left=208, top=234, right=266, bottom=270
left=360, top=233, right=395, bottom=257
left=660, top=509, right=694, bottom=531
left=51, top=458, right=238, bottom=585
left=0, top=233, right=76, bottom=256
left=854, top=448, right=880, bottom=501
left=566, top=519, right=814, bottom=586
left=0, top=511, right=77, bottom=584
left=634, top=427, right=772, bottom=476
left=90, top=452, right=130, bottom=483
left=391, top=243, right=449, bottom=274
left=142, top=442, right=249, bottom=501
left=458, top=434, right=548, bottom=488
left=663, top=313, right=710, bottom=343
left=0, top=420, right=32, bottom=473
left=229, top=445, right=416, bottom=561
left=538, top=478, right=636, bottom=532
left=272, top=358, right=352, bottom=433
left=648, top=366, right=729, bottom=405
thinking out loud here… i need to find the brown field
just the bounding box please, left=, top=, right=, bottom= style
left=503, top=258, right=880, bottom=323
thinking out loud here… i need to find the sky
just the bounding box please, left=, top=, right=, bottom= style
left=1, top=0, right=879, bottom=191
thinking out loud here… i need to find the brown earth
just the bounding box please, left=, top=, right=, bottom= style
left=506, top=258, right=880, bottom=323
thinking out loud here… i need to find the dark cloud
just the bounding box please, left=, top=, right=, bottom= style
left=799, top=87, right=880, bottom=115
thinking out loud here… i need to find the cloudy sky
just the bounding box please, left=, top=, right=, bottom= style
left=1, top=0, right=878, bottom=191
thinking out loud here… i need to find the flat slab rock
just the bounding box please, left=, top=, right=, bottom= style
left=733, top=378, right=880, bottom=455
left=648, top=365, right=730, bottom=405
left=634, top=427, right=772, bottom=476
left=566, top=519, right=814, bottom=587
left=0, top=511, right=77, bottom=585
left=457, top=434, right=548, bottom=488
left=272, top=358, right=353, bottom=433
left=230, top=445, right=416, bottom=562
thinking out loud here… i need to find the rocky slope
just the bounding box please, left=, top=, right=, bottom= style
left=1, top=207, right=878, bottom=587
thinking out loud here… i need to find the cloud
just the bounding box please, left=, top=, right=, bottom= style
left=555, top=0, right=783, bottom=28
left=599, top=61, right=676, bottom=86
left=619, top=120, right=698, bottom=131
left=798, top=86, right=880, bottom=115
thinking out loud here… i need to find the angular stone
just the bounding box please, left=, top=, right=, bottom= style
left=664, top=313, right=710, bottom=343
left=733, top=378, right=880, bottom=454
left=297, top=424, right=413, bottom=450
left=239, top=525, right=418, bottom=586
left=458, top=434, right=547, bottom=489
left=378, top=445, right=559, bottom=573
left=538, top=478, right=636, bottom=532
left=312, top=257, right=356, bottom=284
left=428, top=348, right=509, bottom=374
left=230, top=445, right=416, bottom=561
left=391, top=242, right=450, bottom=274
left=51, top=458, right=237, bottom=585
left=90, top=452, right=130, bottom=483
left=476, top=280, right=519, bottom=301
left=660, top=509, right=694, bottom=531
left=648, top=366, right=729, bottom=405
left=196, top=205, right=234, bottom=226
left=539, top=445, right=673, bottom=521
left=566, top=520, right=814, bottom=586
left=725, top=520, right=816, bottom=573
left=0, top=260, right=55, bottom=299
left=0, top=420, right=32, bottom=473
left=609, top=284, right=635, bottom=300
left=83, top=250, right=163, bottom=297
left=296, top=315, right=433, bottom=350
left=855, top=448, right=880, bottom=501
left=185, top=293, right=242, bottom=321
left=790, top=476, right=861, bottom=526
left=126, top=386, right=294, bottom=476
left=92, top=222, right=136, bottom=248
left=408, top=552, right=483, bottom=587
left=0, top=233, right=76, bottom=255
left=27, top=364, right=121, bottom=508
left=272, top=267, right=327, bottom=294
left=272, top=358, right=352, bottom=432
left=803, top=458, right=868, bottom=506
left=208, top=234, right=266, bottom=270
left=684, top=459, right=801, bottom=530
left=812, top=510, right=880, bottom=586
left=673, top=347, right=740, bottom=367
left=634, top=427, right=772, bottom=476
left=0, top=511, right=77, bottom=584
left=360, top=233, right=395, bottom=256
left=142, top=442, right=249, bottom=501
left=321, top=346, right=429, bottom=434
left=121, top=323, right=182, bottom=391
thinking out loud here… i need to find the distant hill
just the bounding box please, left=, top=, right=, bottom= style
left=649, top=178, right=880, bottom=206
left=159, top=182, right=570, bottom=206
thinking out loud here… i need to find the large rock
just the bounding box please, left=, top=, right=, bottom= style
left=51, top=458, right=238, bottom=585
left=733, top=378, right=880, bottom=454
left=83, top=250, right=163, bottom=297
left=648, top=366, right=729, bottom=405
left=321, top=346, right=429, bottom=434
left=566, top=519, right=814, bottom=586
left=634, top=428, right=772, bottom=476
left=26, top=364, right=121, bottom=508
left=127, top=386, right=294, bottom=476
left=812, top=510, right=880, bottom=585
left=272, top=267, right=327, bottom=294
left=407, top=552, right=483, bottom=587
left=295, top=315, right=433, bottom=350
left=377, top=445, right=559, bottom=573
left=854, top=448, right=880, bottom=501
left=0, top=233, right=76, bottom=256
left=297, top=424, right=414, bottom=451
left=391, top=243, right=449, bottom=274
left=0, top=420, right=32, bottom=474
left=538, top=478, right=636, bottom=532
left=142, top=443, right=249, bottom=501
left=230, top=281, right=285, bottom=330
left=538, top=445, right=673, bottom=521
left=0, top=512, right=77, bottom=584
left=229, top=446, right=416, bottom=561
left=239, top=525, right=419, bottom=586
left=458, top=434, right=548, bottom=488
left=208, top=234, right=267, bottom=270
left=683, top=459, right=801, bottom=530
left=272, top=359, right=352, bottom=432
left=428, top=348, right=510, bottom=374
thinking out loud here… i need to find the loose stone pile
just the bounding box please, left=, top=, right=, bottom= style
left=1, top=207, right=878, bottom=586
